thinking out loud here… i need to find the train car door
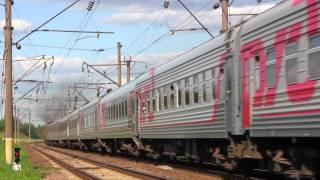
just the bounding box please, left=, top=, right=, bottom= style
left=67, top=118, right=70, bottom=138
left=128, top=91, right=137, bottom=135
left=77, top=112, right=80, bottom=137
left=125, top=92, right=136, bottom=133
left=225, top=55, right=232, bottom=132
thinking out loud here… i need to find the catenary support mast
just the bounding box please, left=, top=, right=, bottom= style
left=221, top=0, right=229, bottom=32
left=4, top=0, right=13, bottom=164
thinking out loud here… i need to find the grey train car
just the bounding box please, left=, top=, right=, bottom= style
left=45, top=0, right=320, bottom=177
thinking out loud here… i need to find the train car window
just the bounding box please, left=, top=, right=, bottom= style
left=309, top=34, right=320, bottom=48
left=266, top=47, right=276, bottom=88
left=147, top=93, right=151, bottom=113
left=193, top=75, right=199, bottom=104
left=118, top=103, right=121, bottom=119
left=85, top=115, right=88, bottom=128
left=115, top=105, right=118, bottom=120
left=121, top=102, right=125, bottom=118
left=286, top=58, right=298, bottom=84
left=119, top=104, right=121, bottom=118
left=185, top=78, right=190, bottom=105
left=111, top=106, right=113, bottom=120
left=151, top=90, right=156, bottom=112
left=286, top=42, right=297, bottom=55
left=92, top=112, right=95, bottom=127
left=159, top=88, right=162, bottom=111
left=178, top=82, right=182, bottom=107
left=308, top=51, right=320, bottom=79
left=266, top=64, right=276, bottom=88
left=111, top=106, right=114, bottom=120
left=87, top=114, right=89, bottom=128
left=202, top=73, right=207, bottom=102
left=120, top=103, right=123, bottom=119
left=114, top=105, right=116, bottom=120
left=164, top=86, right=168, bottom=110
left=87, top=114, right=90, bottom=128
left=115, top=104, right=118, bottom=120
left=109, top=107, right=112, bottom=120
left=90, top=112, right=93, bottom=127
left=131, top=99, right=134, bottom=116
left=212, top=68, right=216, bottom=100
left=142, top=100, right=146, bottom=114
left=106, top=107, right=109, bottom=121
left=125, top=101, right=128, bottom=117
left=157, top=89, right=161, bottom=111
left=119, top=103, right=122, bottom=119
left=74, top=119, right=77, bottom=129
left=254, top=54, right=260, bottom=91
left=267, top=47, right=275, bottom=61
left=151, top=92, right=154, bottom=112
left=170, top=84, right=175, bottom=109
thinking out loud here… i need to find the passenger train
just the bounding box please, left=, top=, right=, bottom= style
left=45, top=0, right=320, bottom=177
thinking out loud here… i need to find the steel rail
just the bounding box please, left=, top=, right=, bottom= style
left=31, top=145, right=103, bottom=180
left=37, top=144, right=169, bottom=180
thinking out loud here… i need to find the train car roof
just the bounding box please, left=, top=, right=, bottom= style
left=241, top=0, right=294, bottom=36
left=135, top=33, right=226, bottom=84
left=100, top=81, right=136, bottom=102
left=78, top=98, right=100, bottom=111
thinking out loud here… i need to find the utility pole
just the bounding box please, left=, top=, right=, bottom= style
left=17, top=108, right=19, bottom=143
left=4, top=0, right=13, bottom=164
left=117, top=42, right=122, bottom=87
left=28, top=108, right=31, bottom=142
left=14, top=105, right=16, bottom=144
left=125, top=56, right=131, bottom=83
left=221, top=0, right=229, bottom=32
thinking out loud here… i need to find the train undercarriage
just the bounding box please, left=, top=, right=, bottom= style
left=46, top=134, right=319, bottom=179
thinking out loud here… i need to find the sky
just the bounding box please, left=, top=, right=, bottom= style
left=0, top=0, right=280, bottom=124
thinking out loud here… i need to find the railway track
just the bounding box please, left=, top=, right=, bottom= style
left=32, top=144, right=169, bottom=180
left=38, top=143, right=248, bottom=179
left=38, top=143, right=306, bottom=180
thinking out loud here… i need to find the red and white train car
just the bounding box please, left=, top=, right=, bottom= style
left=45, top=0, right=320, bottom=177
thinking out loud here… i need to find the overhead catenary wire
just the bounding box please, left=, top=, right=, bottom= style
left=14, top=0, right=80, bottom=46
left=129, top=0, right=214, bottom=76
left=20, top=43, right=115, bottom=52
left=56, top=0, right=104, bottom=110
left=123, top=8, right=166, bottom=55
left=12, top=6, right=41, bottom=56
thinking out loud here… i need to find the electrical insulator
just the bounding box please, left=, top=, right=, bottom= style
left=163, top=0, right=169, bottom=8
left=87, top=1, right=95, bottom=11
left=213, top=3, right=220, bottom=9
left=97, top=88, right=100, bottom=97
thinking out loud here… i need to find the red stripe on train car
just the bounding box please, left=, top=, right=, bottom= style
left=257, top=109, right=320, bottom=118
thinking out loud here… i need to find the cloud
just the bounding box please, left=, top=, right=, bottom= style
left=102, top=3, right=276, bottom=28
left=0, top=18, right=32, bottom=32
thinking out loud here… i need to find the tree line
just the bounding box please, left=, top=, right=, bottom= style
left=0, top=119, right=44, bottom=139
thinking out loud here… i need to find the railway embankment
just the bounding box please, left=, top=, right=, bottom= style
left=0, top=140, right=50, bottom=179
left=36, top=143, right=222, bottom=180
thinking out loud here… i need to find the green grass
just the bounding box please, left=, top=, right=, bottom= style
left=0, top=140, right=51, bottom=180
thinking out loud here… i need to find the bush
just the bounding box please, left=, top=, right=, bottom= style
left=0, top=119, right=4, bottom=132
